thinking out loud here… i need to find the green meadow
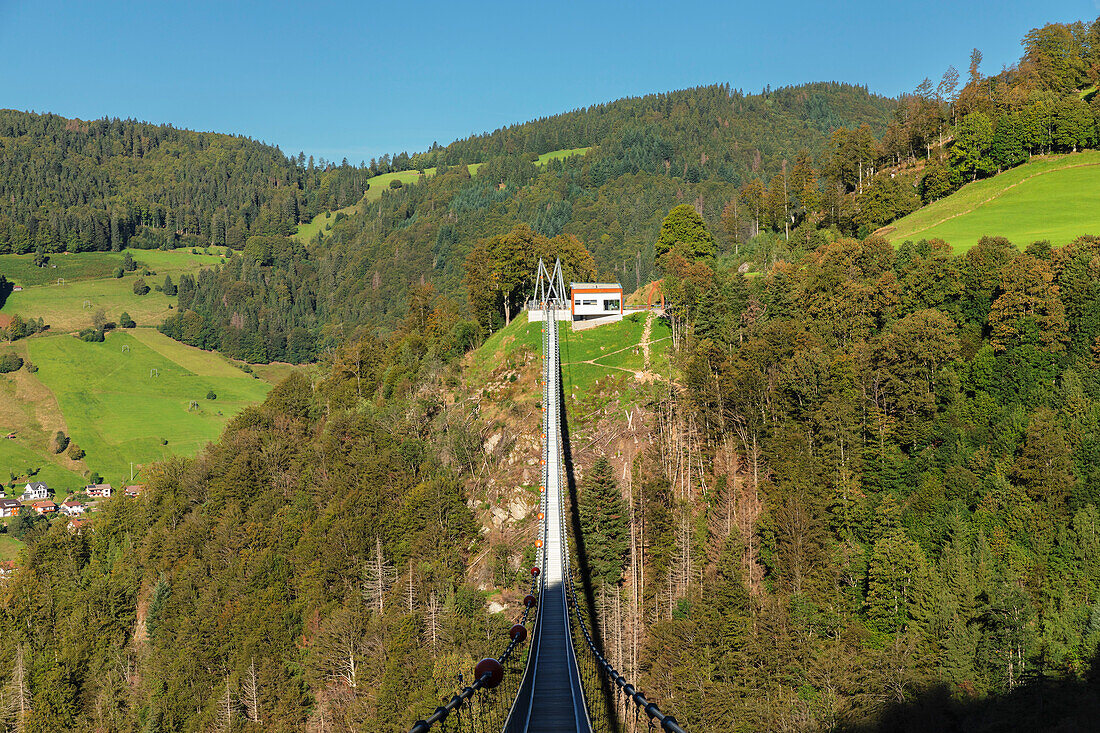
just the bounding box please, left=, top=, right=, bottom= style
left=883, top=151, right=1100, bottom=251
left=468, top=310, right=670, bottom=398
left=27, top=329, right=271, bottom=486
left=0, top=249, right=226, bottom=332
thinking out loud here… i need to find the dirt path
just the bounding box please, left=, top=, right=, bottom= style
left=641, top=313, right=654, bottom=370
left=560, top=314, right=667, bottom=381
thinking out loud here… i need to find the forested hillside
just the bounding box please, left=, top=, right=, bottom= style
left=0, top=293, right=490, bottom=731
left=162, top=82, right=896, bottom=361
left=0, top=110, right=371, bottom=254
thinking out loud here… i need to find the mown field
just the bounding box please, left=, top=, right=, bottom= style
left=1, top=248, right=289, bottom=509
left=27, top=329, right=272, bottom=487
left=0, top=249, right=226, bottom=332
left=883, top=151, right=1100, bottom=250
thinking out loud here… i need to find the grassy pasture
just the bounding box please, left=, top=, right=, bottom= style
left=883, top=151, right=1100, bottom=251
left=467, top=310, right=670, bottom=399
left=0, top=338, right=88, bottom=497
left=535, top=147, right=590, bottom=166
left=28, top=329, right=271, bottom=486
left=0, top=249, right=225, bottom=287
left=0, top=249, right=225, bottom=332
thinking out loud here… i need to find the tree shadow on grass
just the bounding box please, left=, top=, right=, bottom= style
left=838, top=664, right=1100, bottom=733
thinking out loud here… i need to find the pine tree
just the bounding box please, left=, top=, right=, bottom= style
left=579, top=457, right=629, bottom=586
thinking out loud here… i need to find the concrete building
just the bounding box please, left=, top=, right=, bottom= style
left=570, top=282, right=623, bottom=321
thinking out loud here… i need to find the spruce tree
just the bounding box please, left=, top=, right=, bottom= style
left=579, top=457, right=628, bottom=586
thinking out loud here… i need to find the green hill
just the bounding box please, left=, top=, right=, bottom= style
left=292, top=150, right=589, bottom=242
left=23, top=329, right=272, bottom=486
left=882, top=151, right=1100, bottom=250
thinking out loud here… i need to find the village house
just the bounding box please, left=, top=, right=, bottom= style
left=30, top=500, right=57, bottom=515
left=67, top=517, right=91, bottom=534
left=20, top=482, right=51, bottom=502
left=84, top=483, right=112, bottom=498
left=0, top=499, right=22, bottom=518
left=0, top=561, right=15, bottom=582
left=60, top=499, right=85, bottom=517
left=123, top=485, right=144, bottom=498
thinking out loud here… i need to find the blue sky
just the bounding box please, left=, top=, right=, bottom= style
left=1, top=0, right=1098, bottom=162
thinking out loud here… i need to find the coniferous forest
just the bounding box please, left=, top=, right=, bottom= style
left=5, top=13, right=1100, bottom=733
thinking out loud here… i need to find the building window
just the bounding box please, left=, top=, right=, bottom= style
left=581, top=299, right=597, bottom=306
left=574, top=299, right=582, bottom=307
left=604, top=299, right=620, bottom=311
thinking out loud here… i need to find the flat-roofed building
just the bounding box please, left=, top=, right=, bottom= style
left=570, top=282, right=623, bottom=321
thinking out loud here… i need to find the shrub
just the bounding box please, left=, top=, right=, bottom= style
left=206, top=390, right=217, bottom=400
left=114, top=266, right=124, bottom=278
left=0, top=353, right=24, bottom=373
left=132, top=278, right=149, bottom=296
left=389, top=178, right=403, bottom=189
left=119, top=312, right=136, bottom=328
left=53, top=430, right=69, bottom=454
left=78, top=328, right=105, bottom=342
left=24, top=361, right=37, bottom=373
left=67, top=443, right=85, bottom=461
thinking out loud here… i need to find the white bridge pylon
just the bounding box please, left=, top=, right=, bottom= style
left=534, top=258, right=568, bottom=311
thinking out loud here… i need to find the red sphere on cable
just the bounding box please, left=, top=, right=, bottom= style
left=530, top=566, right=540, bottom=576
left=474, top=658, right=504, bottom=689
left=523, top=594, right=537, bottom=608
left=509, top=624, right=527, bottom=642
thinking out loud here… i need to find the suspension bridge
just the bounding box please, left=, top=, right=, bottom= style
left=410, top=261, right=686, bottom=733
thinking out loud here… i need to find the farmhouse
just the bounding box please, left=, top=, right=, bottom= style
left=60, top=499, right=86, bottom=517
left=67, top=517, right=91, bottom=534
left=123, top=485, right=144, bottom=498
left=570, top=282, right=623, bottom=321
left=20, top=482, right=52, bottom=502
left=84, top=483, right=112, bottom=498
left=11, top=286, right=22, bottom=292
left=0, top=499, right=22, bottom=518
left=30, top=500, right=57, bottom=515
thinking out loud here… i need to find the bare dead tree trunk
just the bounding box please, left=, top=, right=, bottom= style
left=362, top=537, right=395, bottom=615
left=243, top=658, right=261, bottom=724
left=427, top=592, right=442, bottom=649
left=214, top=676, right=235, bottom=733
left=5, top=645, right=30, bottom=733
